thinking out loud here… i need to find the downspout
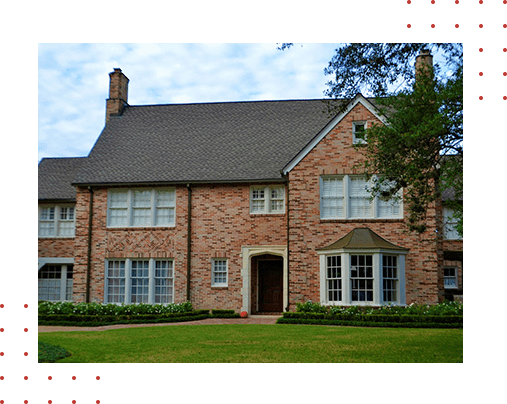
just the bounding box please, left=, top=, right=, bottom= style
left=86, top=187, right=94, bottom=303
left=285, top=175, right=290, bottom=312
left=186, top=184, right=192, bottom=302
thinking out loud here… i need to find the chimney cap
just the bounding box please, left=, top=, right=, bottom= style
left=418, top=49, right=431, bottom=56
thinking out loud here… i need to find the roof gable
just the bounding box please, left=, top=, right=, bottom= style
left=282, top=94, right=386, bottom=175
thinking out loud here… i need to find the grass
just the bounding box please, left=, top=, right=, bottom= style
left=38, top=324, right=462, bottom=363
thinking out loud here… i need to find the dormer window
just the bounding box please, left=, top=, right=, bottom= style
left=353, top=121, right=367, bottom=144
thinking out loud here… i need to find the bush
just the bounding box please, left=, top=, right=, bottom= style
left=38, top=301, right=194, bottom=316
left=210, top=309, right=241, bottom=318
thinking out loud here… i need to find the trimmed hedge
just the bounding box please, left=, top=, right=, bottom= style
left=39, top=310, right=211, bottom=327
left=276, top=312, right=462, bottom=328
left=210, top=309, right=241, bottom=318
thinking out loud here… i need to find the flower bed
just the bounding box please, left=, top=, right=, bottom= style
left=276, top=301, right=463, bottom=328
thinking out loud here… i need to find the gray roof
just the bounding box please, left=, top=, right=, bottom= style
left=317, top=228, right=409, bottom=251
left=73, top=99, right=345, bottom=186
left=38, top=157, right=86, bottom=201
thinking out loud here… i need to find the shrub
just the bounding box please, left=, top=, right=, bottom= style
left=38, top=301, right=194, bottom=316
left=38, top=341, right=71, bottom=363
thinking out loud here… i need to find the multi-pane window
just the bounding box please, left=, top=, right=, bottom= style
left=350, top=255, right=374, bottom=302
left=131, top=260, right=150, bottom=303
left=353, top=121, right=367, bottom=144
left=319, top=250, right=406, bottom=306
left=38, top=205, right=76, bottom=237
left=107, top=260, right=126, bottom=303
left=320, top=175, right=402, bottom=219
left=443, top=207, right=461, bottom=240
left=349, top=177, right=372, bottom=218
left=382, top=255, right=398, bottom=302
left=107, top=188, right=176, bottom=227
left=326, top=256, right=342, bottom=302
left=444, top=267, right=458, bottom=289
left=250, top=186, right=285, bottom=214
left=106, top=259, right=174, bottom=304
left=155, top=260, right=174, bottom=303
left=212, top=259, right=228, bottom=287
left=321, top=178, right=344, bottom=218
left=38, top=264, right=73, bottom=301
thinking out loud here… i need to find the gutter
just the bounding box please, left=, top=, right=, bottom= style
left=86, top=187, right=94, bottom=303
left=186, top=184, right=192, bottom=302
left=284, top=174, right=290, bottom=312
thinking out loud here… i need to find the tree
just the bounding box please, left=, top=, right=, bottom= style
left=281, top=43, right=463, bottom=235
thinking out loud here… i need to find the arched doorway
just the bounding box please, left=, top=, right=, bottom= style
left=240, top=245, right=287, bottom=314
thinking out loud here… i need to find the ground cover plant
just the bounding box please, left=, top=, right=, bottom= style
left=38, top=341, right=71, bottom=363
left=38, top=324, right=462, bottom=363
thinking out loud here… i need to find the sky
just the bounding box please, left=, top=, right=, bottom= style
left=38, top=43, right=341, bottom=161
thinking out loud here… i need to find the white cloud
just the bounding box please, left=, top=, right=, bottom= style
left=38, top=43, right=338, bottom=161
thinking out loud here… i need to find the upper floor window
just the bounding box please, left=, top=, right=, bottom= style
left=320, top=175, right=402, bottom=220
left=250, top=185, right=285, bottom=214
left=443, top=207, right=461, bottom=240
left=38, top=205, right=75, bottom=237
left=353, top=121, right=367, bottom=144
left=107, top=188, right=176, bottom=228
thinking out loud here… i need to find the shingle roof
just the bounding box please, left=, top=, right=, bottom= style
left=72, top=99, right=345, bottom=186
left=38, top=157, right=86, bottom=201
left=316, top=228, right=409, bottom=251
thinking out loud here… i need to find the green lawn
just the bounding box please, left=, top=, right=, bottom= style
left=38, top=324, right=462, bottom=363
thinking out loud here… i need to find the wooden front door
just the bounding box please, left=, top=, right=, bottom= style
left=258, top=259, right=283, bottom=312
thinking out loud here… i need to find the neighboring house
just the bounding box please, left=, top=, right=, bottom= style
left=38, top=54, right=463, bottom=312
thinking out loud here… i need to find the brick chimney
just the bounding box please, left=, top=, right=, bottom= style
left=415, top=49, right=433, bottom=82
left=106, top=68, right=129, bottom=124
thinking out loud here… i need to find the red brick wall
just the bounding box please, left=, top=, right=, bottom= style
left=72, top=183, right=287, bottom=310
left=38, top=237, right=75, bottom=258
left=287, top=102, right=444, bottom=308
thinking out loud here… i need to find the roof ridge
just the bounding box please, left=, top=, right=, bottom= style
left=125, top=98, right=332, bottom=108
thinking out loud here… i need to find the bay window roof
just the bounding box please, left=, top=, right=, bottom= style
left=317, top=228, right=409, bottom=252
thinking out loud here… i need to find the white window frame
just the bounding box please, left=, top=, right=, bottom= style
left=444, top=267, right=458, bottom=289
left=107, top=188, right=176, bottom=228
left=320, top=175, right=403, bottom=220
left=38, top=204, right=76, bottom=238
left=104, top=258, right=175, bottom=304
left=318, top=249, right=407, bottom=306
left=38, top=264, right=74, bottom=301
left=443, top=207, right=462, bottom=240
left=353, top=121, right=367, bottom=144
left=250, top=185, right=285, bottom=214
left=211, top=258, right=228, bottom=287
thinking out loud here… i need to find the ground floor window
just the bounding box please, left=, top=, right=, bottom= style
left=319, top=251, right=406, bottom=306
left=444, top=267, right=458, bottom=289
left=211, top=259, right=228, bottom=287
left=38, top=264, right=73, bottom=301
left=106, top=259, right=174, bottom=304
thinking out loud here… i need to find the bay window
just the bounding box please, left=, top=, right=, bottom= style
left=319, top=251, right=406, bottom=306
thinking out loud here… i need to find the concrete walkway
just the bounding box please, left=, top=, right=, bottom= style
left=38, top=315, right=281, bottom=333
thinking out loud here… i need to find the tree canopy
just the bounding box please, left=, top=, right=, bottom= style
left=281, top=43, right=463, bottom=235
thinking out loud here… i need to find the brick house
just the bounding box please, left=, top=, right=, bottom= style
left=38, top=54, right=463, bottom=312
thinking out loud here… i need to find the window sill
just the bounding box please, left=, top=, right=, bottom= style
left=38, top=236, right=75, bottom=239
left=250, top=213, right=286, bottom=217
left=211, top=285, right=228, bottom=289
left=320, top=218, right=404, bottom=223
left=107, top=226, right=176, bottom=231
